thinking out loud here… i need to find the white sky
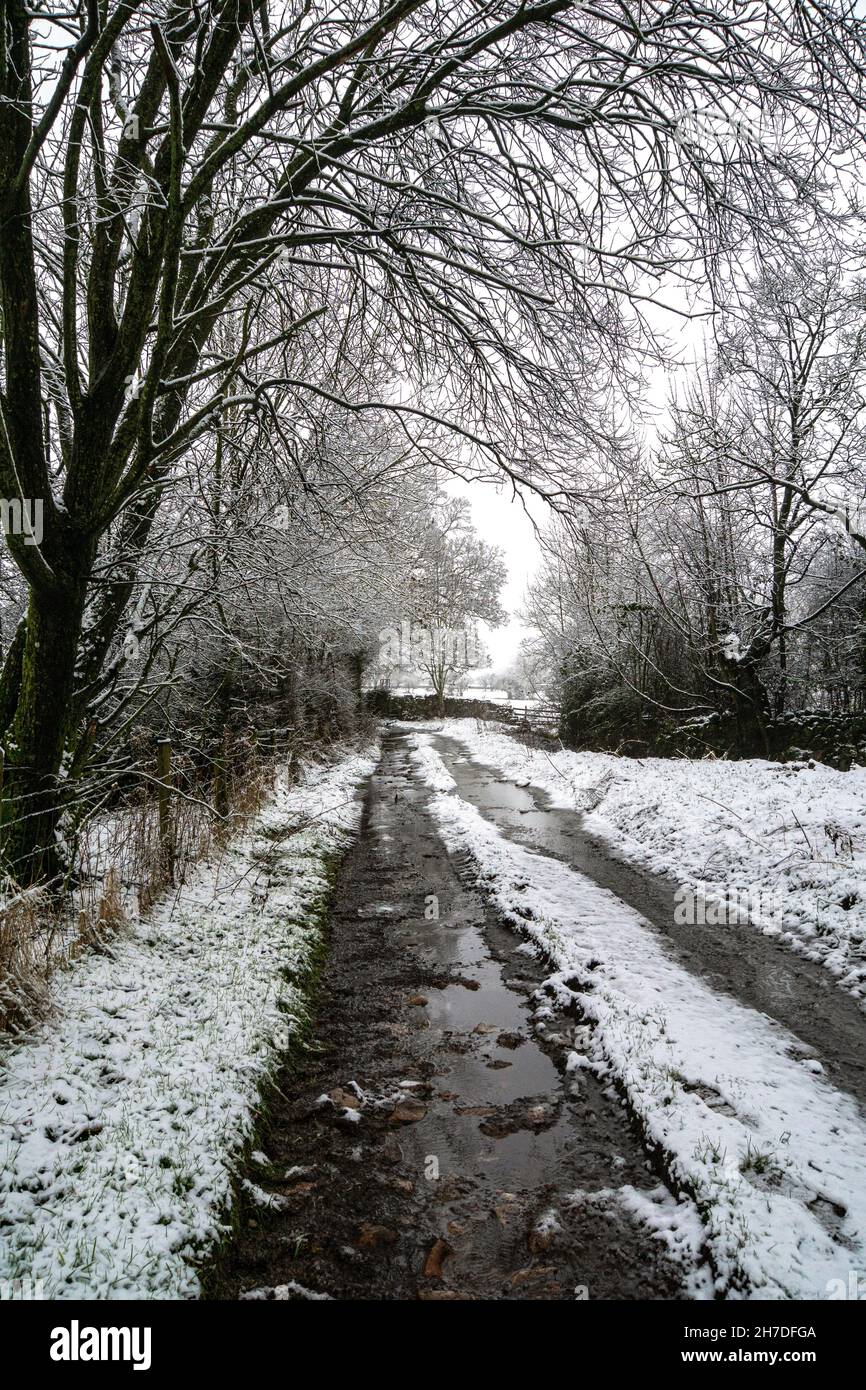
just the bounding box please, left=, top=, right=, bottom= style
left=445, top=265, right=717, bottom=671
left=449, top=322, right=707, bottom=671
left=452, top=477, right=551, bottom=669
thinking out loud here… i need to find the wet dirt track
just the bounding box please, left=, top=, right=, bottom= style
left=208, top=732, right=697, bottom=1301
left=431, top=732, right=866, bottom=1117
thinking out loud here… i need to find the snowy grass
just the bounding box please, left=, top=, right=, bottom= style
left=410, top=718, right=866, bottom=999
left=1, top=736, right=277, bottom=1034
left=411, top=732, right=866, bottom=1300
left=0, top=745, right=377, bottom=1300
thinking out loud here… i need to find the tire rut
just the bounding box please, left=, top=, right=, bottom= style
left=431, top=731, right=866, bottom=1118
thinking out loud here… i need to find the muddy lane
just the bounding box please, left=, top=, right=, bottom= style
left=207, top=732, right=698, bottom=1301
left=431, top=733, right=866, bottom=1116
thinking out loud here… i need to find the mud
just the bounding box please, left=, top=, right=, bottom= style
left=207, top=732, right=698, bottom=1301
left=432, top=733, right=866, bottom=1116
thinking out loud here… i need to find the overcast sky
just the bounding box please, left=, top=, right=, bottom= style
left=452, top=477, right=551, bottom=669
left=447, top=294, right=714, bottom=672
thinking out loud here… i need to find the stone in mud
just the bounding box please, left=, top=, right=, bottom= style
left=388, top=1097, right=427, bottom=1125
left=328, top=1087, right=362, bottom=1110
left=407, top=995, right=428, bottom=1006
left=434, top=1174, right=471, bottom=1203
left=480, top=1099, right=557, bottom=1138
left=528, top=1225, right=557, bottom=1253
left=480, top=1117, right=513, bottom=1138
left=459, top=979, right=481, bottom=991
left=486, top=1059, right=512, bottom=1070
left=423, top=1237, right=454, bottom=1278
left=379, top=1135, right=404, bottom=1165
left=497, top=1031, right=525, bottom=1049
left=333, top=1108, right=363, bottom=1130
left=443, top=1037, right=473, bottom=1053
left=472, top=1022, right=497, bottom=1035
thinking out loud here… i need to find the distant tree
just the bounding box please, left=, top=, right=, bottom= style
left=404, top=500, right=506, bottom=714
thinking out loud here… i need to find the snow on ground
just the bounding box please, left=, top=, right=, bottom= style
left=0, top=746, right=376, bottom=1300
left=408, top=718, right=866, bottom=998
left=411, top=732, right=866, bottom=1299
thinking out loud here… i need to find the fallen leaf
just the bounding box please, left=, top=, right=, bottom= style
left=356, top=1224, right=398, bottom=1249
left=423, top=1238, right=454, bottom=1278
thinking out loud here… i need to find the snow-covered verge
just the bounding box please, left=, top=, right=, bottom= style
left=408, top=718, right=866, bottom=998
left=411, top=732, right=866, bottom=1300
left=0, top=746, right=377, bottom=1300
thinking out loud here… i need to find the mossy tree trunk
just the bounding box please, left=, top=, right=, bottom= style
left=0, top=568, right=92, bottom=881
left=717, top=654, right=772, bottom=757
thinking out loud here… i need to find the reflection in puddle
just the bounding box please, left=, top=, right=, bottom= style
left=400, top=871, right=573, bottom=1194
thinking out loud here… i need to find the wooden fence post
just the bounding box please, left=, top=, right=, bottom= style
left=213, top=730, right=230, bottom=817
left=157, top=737, right=174, bottom=884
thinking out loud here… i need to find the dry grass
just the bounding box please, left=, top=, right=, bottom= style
left=0, top=886, right=63, bottom=1034
left=0, top=734, right=295, bottom=1036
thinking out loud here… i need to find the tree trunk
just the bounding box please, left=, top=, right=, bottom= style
left=434, top=680, right=446, bottom=717
left=718, top=656, right=771, bottom=757
left=0, top=580, right=89, bottom=882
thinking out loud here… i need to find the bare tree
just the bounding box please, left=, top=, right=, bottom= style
left=395, top=497, right=506, bottom=713
left=2, top=0, right=866, bottom=877
left=528, top=254, right=866, bottom=752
